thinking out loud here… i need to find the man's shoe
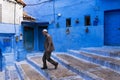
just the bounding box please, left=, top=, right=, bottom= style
left=55, top=63, right=58, bottom=69
left=41, top=67, right=47, bottom=69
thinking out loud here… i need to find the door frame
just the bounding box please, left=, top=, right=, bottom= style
left=104, top=9, right=120, bottom=45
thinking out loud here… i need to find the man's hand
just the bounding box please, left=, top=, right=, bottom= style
left=46, top=49, right=50, bottom=52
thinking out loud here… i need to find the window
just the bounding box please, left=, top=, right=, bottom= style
left=85, top=15, right=91, bottom=26
left=66, top=18, right=71, bottom=27
left=3, top=38, right=11, bottom=47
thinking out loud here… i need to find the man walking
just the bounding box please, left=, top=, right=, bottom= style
left=41, top=29, right=58, bottom=69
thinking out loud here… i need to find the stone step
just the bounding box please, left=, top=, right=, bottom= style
left=68, top=50, right=120, bottom=72
left=5, top=65, right=20, bottom=80
left=0, top=71, right=5, bottom=80
left=15, top=61, right=45, bottom=80
left=4, top=53, right=15, bottom=66
left=27, top=56, right=83, bottom=80
left=54, top=54, right=120, bottom=80
left=80, top=47, right=120, bottom=58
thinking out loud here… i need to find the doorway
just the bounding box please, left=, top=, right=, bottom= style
left=38, top=26, right=47, bottom=51
left=24, top=27, right=34, bottom=50
left=104, top=10, right=120, bottom=45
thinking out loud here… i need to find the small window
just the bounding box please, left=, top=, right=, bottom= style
left=66, top=18, right=71, bottom=27
left=3, top=38, right=11, bottom=47
left=85, top=15, right=91, bottom=26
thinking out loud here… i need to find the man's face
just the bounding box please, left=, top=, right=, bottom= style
left=42, top=31, right=46, bottom=36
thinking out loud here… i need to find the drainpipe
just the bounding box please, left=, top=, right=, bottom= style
left=14, top=2, right=16, bottom=34
left=13, top=2, right=17, bottom=55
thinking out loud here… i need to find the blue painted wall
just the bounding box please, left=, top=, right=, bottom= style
left=0, top=23, right=23, bottom=53
left=23, top=0, right=120, bottom=52
left=0, top=0, right=119, bottom=71
left=0, top=0, right=119, bottom=52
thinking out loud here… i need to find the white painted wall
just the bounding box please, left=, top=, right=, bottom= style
left=0, top=0, right=2, bottom=4
left=2, top=0, right=23, bottom=24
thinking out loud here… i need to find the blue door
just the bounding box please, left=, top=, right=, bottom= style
left=24, top=27, right=34, bottom=50
left=104, top=10, right=120, bottom=45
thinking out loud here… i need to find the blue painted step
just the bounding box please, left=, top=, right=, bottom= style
left=26, top=57, right=54, bottom=80
left=81, top=48, right=120, bottom=58
left=53, top=54, right=120, bottom=80
left=15, top=61, right=46, bottom=80
left=26, top=56, right=83, bottom=80
left=52, top=54, right=102, bottom=80
left=68, top=50, right=120, bottom=73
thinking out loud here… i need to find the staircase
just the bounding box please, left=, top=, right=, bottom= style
left=4, top=47, right=120, bottom=80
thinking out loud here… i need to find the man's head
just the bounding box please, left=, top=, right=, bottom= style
left=42, top=29, right=48, bottom=35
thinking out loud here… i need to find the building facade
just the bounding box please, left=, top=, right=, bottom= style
left=23, top=0, right=120, bottom=52
left=0, top=0, right=25, bottom=53
left=0, top=0, right=120, bottom=53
